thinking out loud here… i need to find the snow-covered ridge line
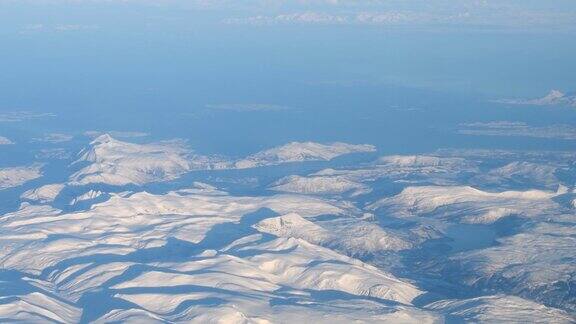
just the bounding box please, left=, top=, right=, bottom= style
left=234, top=141, right=376, bottom=169
left=370, top=185, right=561, bottom=224
left=69, top=134, right=376, bottom=186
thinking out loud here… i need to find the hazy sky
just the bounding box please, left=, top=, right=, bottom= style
left=0, top=0, right=575, bottom=155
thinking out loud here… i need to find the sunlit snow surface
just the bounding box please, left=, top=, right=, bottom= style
left=1, top=135, right=575, bottom=323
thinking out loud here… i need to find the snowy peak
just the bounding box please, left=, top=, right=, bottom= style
left=70, top=135, right=193, bottom=186
left=91, top=133, right=115, bottom=145
left=530, top=89, right=575, bottom=106
left=498, top=89, right=576, bottom=107
left=541, top=89, right=566, bottom=101
left=254, top=212, right=332, bottom=244
left=77, top=133, right=127, bottom=162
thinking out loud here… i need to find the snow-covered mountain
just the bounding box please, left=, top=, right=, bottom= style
left=69, top=134, right=197, bottom=186
left=376, top=155, right=473, bottom=168
left=69, top=135, right=376, bottom=186
left=69, top=189, right=104, bottom=206
left=234, top=141, right=376, bottom=169
left=254, top=212, right=413, bottom=255
left=21, top=183, right=65, bottom=203
left=0, top=189, right=438, bottom=323
left=270, top=174, right=370, bottom=196
left=370, top=185, right=560, bottom=224
left=470, top=161, right=560, bottom=190
left=427, top=295, right=574, bottom=323
left=498, top=89, right=576, bottom=107
left=310, top=154, right=479, bottom=186
left=1, top=135, right=575, bottom=322
left=0, top=164, right=42, bottom=190
left=450, top=219, right=576, bottom=313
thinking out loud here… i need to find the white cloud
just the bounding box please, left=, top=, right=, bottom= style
left=20, top=24, right=99, bottom=34
left=35, top=148, right=72, bottom=160
left=54, top=24, right=99, bottom=31
left=0, top=111, right=55, bottom=122
left=32, top=133, right=74, bottom=143
left=224, top=12, right=348, bottom=25
left=213, top=0, right=576, bottom=29
left=0, top=136, right=14, bottom=145
left=84, top=130, right=149, bottom=138
left=4, top=0, right=576, bottom=30
left=224, top=11, right=451, bottom=26
left=223, top=9, right=576, bottom=28
left=458, top=121, right=576, bottom=140
left=206, top=103, right=289, bottom=112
